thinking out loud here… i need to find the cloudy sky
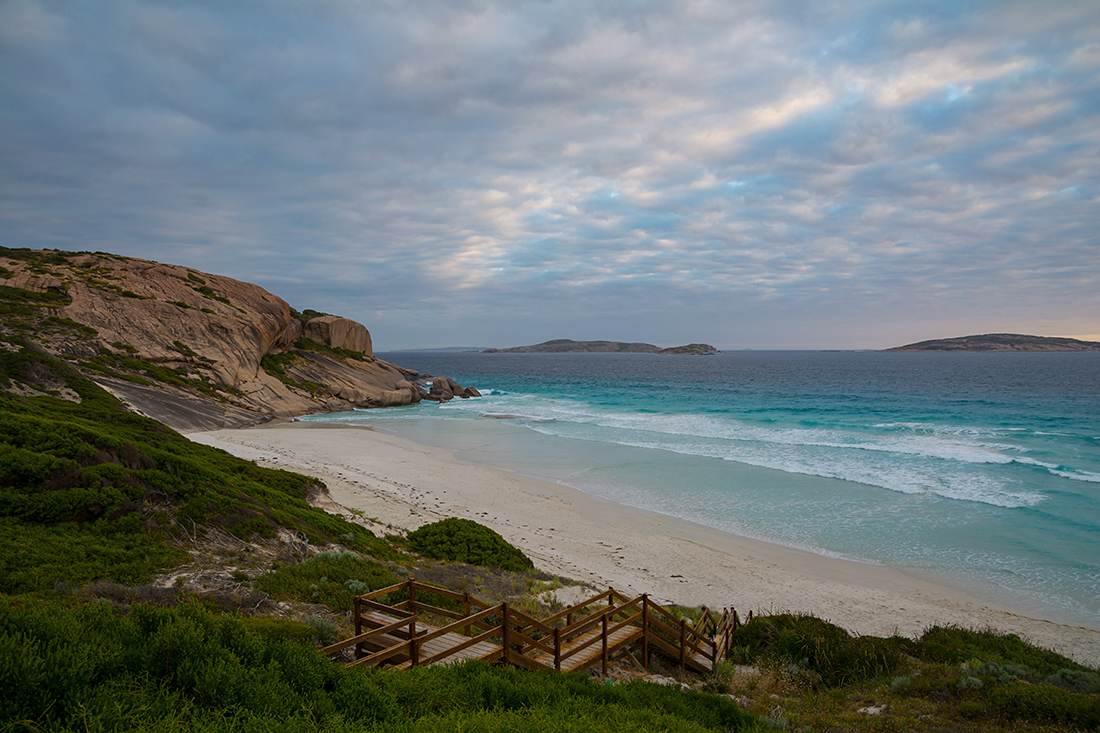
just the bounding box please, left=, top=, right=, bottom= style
left=2, top=0, right=1098, bottom=350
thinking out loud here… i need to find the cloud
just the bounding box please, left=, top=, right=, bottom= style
left=1, top=0, right=1098, bottom=348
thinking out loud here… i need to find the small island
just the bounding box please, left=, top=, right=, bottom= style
left=483, top=339, right=718, bottom=354
left=656, top=343, right=719, bottom=355
left=884, top=333, right=1100, bottom=352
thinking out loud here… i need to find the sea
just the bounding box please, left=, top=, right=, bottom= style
left=301, top=350, right=1100, bottom=629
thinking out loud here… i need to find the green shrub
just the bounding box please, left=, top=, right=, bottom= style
left=987, top=679, right=1100, bottom=728
left=725, top=614, right=910, bottom=687
left=407, top=518, right=533, bottom=572
left=239, top=617, right=315, bottom=645
left=254, top=551, right=397, bottom=613
left=1046, top=667, right=1100, bottom=694
left=0, top=344, right=395, bottom=592
left=0, top=598, right=761, bottom=732
left=918, top=625, right=1088, bottom=676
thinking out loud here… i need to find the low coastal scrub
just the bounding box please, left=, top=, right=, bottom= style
left=720, top=614, right=1100, bottom=731
left=726, top=613, right=911, bottom=687
left=0, top=599, right=762, bottom=732
left=0, top=341, right=393, bottom=594
left=407, top=518, right=534, bottom=572
left=254, top=551, right=398, bottom=613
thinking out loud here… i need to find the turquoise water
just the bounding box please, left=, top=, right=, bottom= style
left=304, top=351, right=1100, bottom=627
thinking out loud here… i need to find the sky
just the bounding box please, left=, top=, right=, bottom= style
left=2, top=1, right=1098, bottom=350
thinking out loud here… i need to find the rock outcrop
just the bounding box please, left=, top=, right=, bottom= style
left=304, top=315, right=373, bottom=355
left=0, top=247, right=478, bottom=430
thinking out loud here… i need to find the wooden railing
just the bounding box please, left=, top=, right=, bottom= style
left=323, top=579, right=745, bottom=677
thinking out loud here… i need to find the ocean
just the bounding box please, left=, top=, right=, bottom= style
left=303, top=351, right=1100, bottom=628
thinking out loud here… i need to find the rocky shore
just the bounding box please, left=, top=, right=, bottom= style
left=1, top=247, right=478, bottom=431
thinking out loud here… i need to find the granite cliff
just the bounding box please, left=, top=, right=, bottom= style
left=0, top=247, right=477, bottom=430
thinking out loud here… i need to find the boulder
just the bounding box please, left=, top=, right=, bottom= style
left=396, top=379, right=424, bottom=404
left=379, top=389, right=412, bottom=407
left=430, top=376, right=454, bottom=401
left=304, top=316, right=373, bottom=356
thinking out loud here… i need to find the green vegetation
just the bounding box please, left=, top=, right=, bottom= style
left=726, top=613, right=910, bottom=687
left=260, top=350, right=327, bottom=395
left=254, top=551, right=398, bottom=613
left=0, top=284, right=71, bottom=335
left=0, top=599, right=761, bottom=732
left=81, top=348, right=240, bottom=398
left=192, top=283, right=232, bottom=305
left=407, top=518, right=534, bottom=572
left=0, top=343, right=392, bottom=593
left=720, top=613, right=1100, bottom=731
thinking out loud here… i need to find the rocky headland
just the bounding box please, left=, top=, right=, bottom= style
left=884, top=333, right=1100, bottom=352
left=0, top=247, right=477, bottom=430
left=483, top=338, right=718, bottom=354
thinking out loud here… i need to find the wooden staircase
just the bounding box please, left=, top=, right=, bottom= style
left=323, top=580, right=741, bottom=677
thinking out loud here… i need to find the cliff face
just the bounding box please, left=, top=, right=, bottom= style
left=0, top=248, right=469, bottom=430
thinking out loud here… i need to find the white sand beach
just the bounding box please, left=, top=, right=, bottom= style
left=189, top=424, right=1100, bottom=667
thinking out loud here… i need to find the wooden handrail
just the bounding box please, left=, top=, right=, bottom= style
left=357, top=596, right=415, bottom=619
left=415, top=604, right=503, bottom=647
left=539, top=588, right=616, bottom=625
left=363, top=580, right=412, bottom=601
left=322, top=616, right=414, bottom=655
left=407, top=600, right=469, bottom=622
left=340, top=586, right=729, bottom=675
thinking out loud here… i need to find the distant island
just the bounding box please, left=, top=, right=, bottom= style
left=483, top=339, right=718, bottom=355
left=884, top=333, right=1100, bottom=352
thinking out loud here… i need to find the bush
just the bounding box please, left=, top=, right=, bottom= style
left=918, top=625, right=1088, bottom=676
left=407, top=518, right=533, bottom=572
left=725, top=613, right=911, bottom=687
left=253, top=551, right=397, bottom=613
left=988, top=679, right=1100, bottom=728
left=0, top=343, right=396, bottom=592
left=0, top=598, right=761, bottom=732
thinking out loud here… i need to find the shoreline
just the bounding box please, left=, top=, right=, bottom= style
left=189, top=423, right=1100, bottom=667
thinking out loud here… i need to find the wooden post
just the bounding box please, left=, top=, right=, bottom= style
left=464, top=592, right=472, bottom=637
left=641, top=594, right=649, bottom=672
left=354, top=595, right=363, bottom=660
left=500, top=602, right=509, bottom=665
left=409, top=618, right=418, bottom=666
left=679, top=618, right=686, bottom=677
left=601, top=612, right=609, bottom=677
left=553, top=627, right=561, bottom=672
left=408, top=577, right=417, bottom=613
